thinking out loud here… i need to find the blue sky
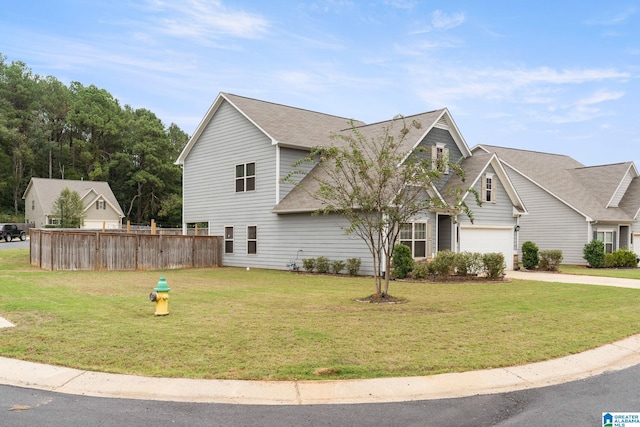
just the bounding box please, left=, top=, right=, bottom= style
left=2, top=0, right=639, bottom=166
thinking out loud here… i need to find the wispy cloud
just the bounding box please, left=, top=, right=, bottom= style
left=408, top=64, right=630, bottom=103
left=384, top=0, right=416, bottom=10
left=585, top=7, right=637, bottom=26
left=542, top=89, right=624, bottom=123
left=412, top=10, right=465, bottom=34
left=144, top=0, right=270, bottom=42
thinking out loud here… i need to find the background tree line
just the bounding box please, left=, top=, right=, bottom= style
left=0, top=54, right=188, bottom=226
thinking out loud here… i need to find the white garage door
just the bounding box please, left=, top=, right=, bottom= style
left=83, top=220, right=120, bottom=230
left=459, top=225, right=514, bottom=270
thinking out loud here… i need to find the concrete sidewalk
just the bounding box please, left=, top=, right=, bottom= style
left=507, top=269, right=640, bottom=289
left=1, top=271, right=639, bottom=405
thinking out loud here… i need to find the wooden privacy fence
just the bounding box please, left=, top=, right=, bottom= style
left=30, top=229, right=222, bottom=271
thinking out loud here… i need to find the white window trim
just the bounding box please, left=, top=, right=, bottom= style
left=224, top=225, right=234, bottom=254
left=431, top=143, right=450, bottom=174
left=399, top=221, right=429, bottom=259
left=247, top=225, right=257, bottom=255
left=596, top=229, right=615, bottom=253
left=483, top=173, right=496, bottom=204
left=235, top=162, right=256, bottom=193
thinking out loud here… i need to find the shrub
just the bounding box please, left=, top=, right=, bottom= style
left=331, top=260, right=346, bottom=274
left=315, top=256, right=330, bottom=274
left=604, top=249, right=638, bottom=268
left=346, top=258, right=361, bottom=276
left=482, top=252, right=505, bottom=279
left=539, top=250, right=563, bottom=271
left=454, top=251, right=483, bottom=276
left=392, top=244, right=415, bottom=279
left=583, top=239, right=605, bottom=268
left=411, top=261, right=430, bottom=279
left=521, top=241, right=539, bottom=270
left=430, top=250, right=456, bottom=277
left=302, top=258, right=316, bottom=273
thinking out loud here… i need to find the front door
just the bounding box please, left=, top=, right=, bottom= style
left=437, top=214, right=452, bottom=252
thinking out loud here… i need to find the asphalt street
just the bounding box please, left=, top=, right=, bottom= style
left=2, top=364, right=639, bottom=426
left=0, top=239, right=29, bottom=250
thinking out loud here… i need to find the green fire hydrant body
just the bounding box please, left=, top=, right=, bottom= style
left=151, top=276, right=170, bottom=316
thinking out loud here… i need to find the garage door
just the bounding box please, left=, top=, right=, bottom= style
left=83, top=220, right=120, bottom=230
left=459, top=225, right=514, bottom=270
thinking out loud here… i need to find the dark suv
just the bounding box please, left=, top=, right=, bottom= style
left=0, top=224, right=26, bottom=242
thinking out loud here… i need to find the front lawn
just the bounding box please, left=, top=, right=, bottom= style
left=559, top=264, right=640, bottom=279
left=1, top=249, right=640, bottom=380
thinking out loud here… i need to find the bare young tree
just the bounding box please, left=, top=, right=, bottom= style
left=288, top=116, right=477, bottom=297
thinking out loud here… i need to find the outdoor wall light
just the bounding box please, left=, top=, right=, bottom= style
left=515, top=225, right=520, bottom=232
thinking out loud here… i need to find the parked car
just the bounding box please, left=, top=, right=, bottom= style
left=0, top=224, right=26, bottom=242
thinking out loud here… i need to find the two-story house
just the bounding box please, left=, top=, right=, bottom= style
left=176, top=93, right=526, bottom=274
left=23, top=178, right=124, bottom=229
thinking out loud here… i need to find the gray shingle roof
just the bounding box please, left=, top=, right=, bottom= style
left=222, top=93, right=365, bottom=150
left=273, top=110, right=450, bottom=214
left=478, top=145, right=638, bottom=222
left=23, top=178, right=124, bottom=216
left=619, top=177, right=640, bottom=219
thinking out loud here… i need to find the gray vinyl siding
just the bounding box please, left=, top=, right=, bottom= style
left=416, top=127, right=465, bottom=191
left=183, top=101, right=276, bottom=223
left=457, top=165, right=515, bottom=226
left=182, top=100, right=375, bottom=274
left=278, top=146, right=315, bottom=202
left=610, top=170, right=633, bottom=207
left=218, top=213, right=374, bottom=274
left=504, top=165, right=589, bottom=265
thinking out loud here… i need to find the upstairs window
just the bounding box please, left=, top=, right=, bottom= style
left=235, top=162, right=256, bottom=192
left=31, top=200, right=35, bottom=210
left=96, top=200, right=106, bottom=209
left=431, top=144, right=449, bottom=174
left=482, top=173, right=496, bottom=203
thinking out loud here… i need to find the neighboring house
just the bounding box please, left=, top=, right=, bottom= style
left=176, top=93, right=527, bottom=275
left=475, top=145, right=640, bottom=265
left=23, top=178, right=124, bottom=229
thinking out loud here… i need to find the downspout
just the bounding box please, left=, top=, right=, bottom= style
left=275, top=143, right=280, bottom=204
left=181, top=164, right=187, bottom=236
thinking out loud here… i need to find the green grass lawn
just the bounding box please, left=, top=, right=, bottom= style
left=1, top=248, right=640, bottom=380
left=559, top=264, right=640, bottom=279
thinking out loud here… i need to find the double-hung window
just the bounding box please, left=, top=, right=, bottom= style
left=235, top=162, right=256, bottom=192
left=482, top=173, right=496, bottom=203
left=224, top=226, right=234, bottom=254
left=431, top=144, right=449, bottom=174
left=596, top=230, right=614, bottom=253
left=247, top=226, right=257, bottom=254
left=400, top=222, right=428, bottom=258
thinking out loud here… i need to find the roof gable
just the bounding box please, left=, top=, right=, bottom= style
left=476, top=144, right=638, bottom=222
left=176, top=92, right=364, bottom=164
left=441, top=151, right=526, bottom=214
left=22, top=178, right=124, bottom=217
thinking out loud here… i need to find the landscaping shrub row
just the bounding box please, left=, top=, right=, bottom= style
left=583, top=239, right=638, bottom=268
left=302, top=257, right=361, bottom=275
left=521, top=241, right=563, bottom=271
left=392, top=245, right=506, bottom=280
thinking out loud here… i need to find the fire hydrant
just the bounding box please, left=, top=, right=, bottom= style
left=149, top=276, right=170, bottom=316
